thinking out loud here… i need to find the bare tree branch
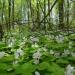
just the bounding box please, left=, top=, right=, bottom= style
left=40, top=0, right=58, bottom=23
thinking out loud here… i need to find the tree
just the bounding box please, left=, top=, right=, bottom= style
left=58, top=0, right=64, bottom=29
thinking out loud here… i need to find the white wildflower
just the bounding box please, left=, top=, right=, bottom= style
left=33, top=59, right=40, bottom=64
left=55, top=35, right=64, bottom=43
left=14, top=48, right=24, bottom=59
left=35, top=71, right=40, bottom=75
left=0, top=52, right=6, bottom=59
left=62, top=53, right=67, bottom=57
left=33, top=51, right=42, bottom=64
left=13, top=60, right=18, bottom=65
left=65, top=64, right=75, bottom=75
left=64, top=50, right=70, bottom=55
left=32, top=43, right=39, bottom=48
left=71, top=52, right=75, bottom=57
left=50, top=50, right=54, bottom=55
left=49, top=35, right=54, bottom=39
left=33, top=51, right=41, bottom=59
left=30, top=37, right=39, bottom=42
left=8, top=37, right=15, bottom=47
left=8, top=42, right=13, bottom=47
left=54, top=52, right=60, bottom=58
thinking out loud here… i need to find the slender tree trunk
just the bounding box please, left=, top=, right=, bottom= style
left=30, top=0, right=35, bottom=31
left=8, top=0, right=11, bottom=31
left=66, top=0, right=69, bottom=34
left=44, top=0, right=46, bottom=33
left=0, top=24, right=3, bottom=41
left=58, top=0, right=64, bottom=29
left=11, top=0, right=15, bottom=29
left=0, top=0, right=5, bottom=41
left=37, top=1, right=40, bottom=30
left=72, top=2, right=75, bottom=20
left=48, top=0, right=51, bottom=30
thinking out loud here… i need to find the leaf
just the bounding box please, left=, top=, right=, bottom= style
left=49, top=63, right=64, bottom=75
left=15, top=62, right=36, bottom=74
left=56, top=59, right=69, bottom=64
left=38, top=62, right=50, bottom=70
left=22, top=73, right=33, bottom=75
left=0, top=55, right=14, bottom=63
left=0, top=63, right=8, bottom=70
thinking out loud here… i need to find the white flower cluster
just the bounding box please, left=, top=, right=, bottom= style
left=33, top=50, right=42, bottom=64
left=62, top=50, right=75, bottom=57
left=14, top=48, right=24, bottom=59
left=49, top=35, right=55, bottom=39
left=49, top=49, right=75, bottom=58
left=71, top=52, right=75, bottom=57
left=64, top=49, right=70, bottom=55
left=13, top=60, right=18, bottom=65
left=30, top=36, right=39, bottom=43
left=49, top=50, right=61, bottom=58
left=32, top=43, right=39, bottom=48
left=65, top=64, right=75, bottom=75
left=50, top=50, right=54, bottom=55
left=42, top=47, right=47, bottom=52
left=55, top=35, right=64, bottom=43
left=8, top=37, right=15, bottom=47
left=35, top=71, right=40, bottom=75
left=54, top=52, right=60, bottom=58
left=49, top=49, right=74, bottom=57
left=0, top=51, right=6, bottom=59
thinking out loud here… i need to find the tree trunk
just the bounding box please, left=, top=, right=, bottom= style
left=0, top=24, right=3, bottom=41
left=58, top=0, right=64, bottom=29
left=72, top=2, right=75, bottom=20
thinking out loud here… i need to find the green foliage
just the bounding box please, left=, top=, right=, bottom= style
left=0, top=31, right=75, bottom=75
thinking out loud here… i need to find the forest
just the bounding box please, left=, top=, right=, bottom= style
left=0, top=0, right=75, bottom=75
